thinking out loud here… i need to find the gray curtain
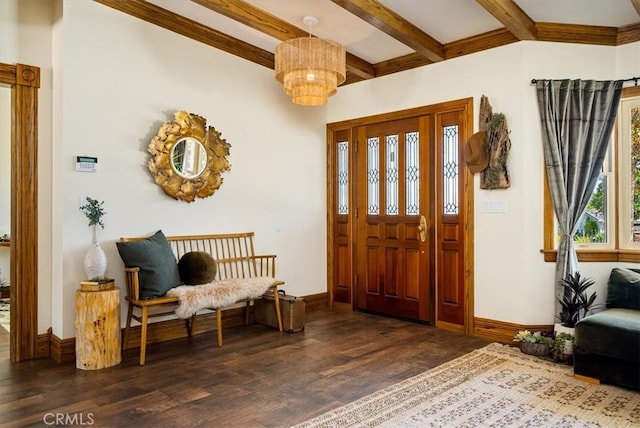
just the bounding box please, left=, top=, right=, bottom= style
left=536, top=79, right=622, bottom=315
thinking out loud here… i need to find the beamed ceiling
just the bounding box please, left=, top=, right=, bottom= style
left=94, top=0, right=640, bottom=84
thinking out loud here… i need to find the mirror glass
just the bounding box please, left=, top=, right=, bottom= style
left=171, top=137, right=207, bottom=179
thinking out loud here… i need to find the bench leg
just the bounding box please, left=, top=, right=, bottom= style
left=123, top=303, right=134, bottom=350
left=245, top=301, right=250, bottom=326
left=186, top=313, right=196, bottom=336
left=139, top=306, right=149, bottom=366
left=216, top=308, right=223, bottom=347
left=272, top=286, right=283, bottom=332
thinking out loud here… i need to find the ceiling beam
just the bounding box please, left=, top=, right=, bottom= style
left=632, top=0, right=640, bottom=17
left=192, top=0, right=376, bottom=80
left=475, top=0, right=537, bottom=40
left=330, top=0, right=445, bottom=63
left=93, top=0, right=274, bottom=68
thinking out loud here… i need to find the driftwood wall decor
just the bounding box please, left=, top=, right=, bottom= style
left=479, top=96, right=511, bottom=189
left=148, top=111, right=231, bottom=202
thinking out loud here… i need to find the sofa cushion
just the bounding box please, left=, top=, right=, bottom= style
left=606, top=268, right=640, bottom=310
left=575, top=308, right=640, bottom=362
left=178, top=251, right=217, bottom=285
left=116, top=230, right=182, bottom=299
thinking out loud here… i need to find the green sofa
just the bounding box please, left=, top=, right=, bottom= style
left=574, top=267, right=640, bottom=391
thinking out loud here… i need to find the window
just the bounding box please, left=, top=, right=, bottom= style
left=543, top=86, right=640, bottom=262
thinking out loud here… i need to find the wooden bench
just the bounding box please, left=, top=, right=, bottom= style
left=120, top=232, right=283, bottom=365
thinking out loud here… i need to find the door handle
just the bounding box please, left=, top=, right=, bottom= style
left=418, top=215, right=428, bottom=242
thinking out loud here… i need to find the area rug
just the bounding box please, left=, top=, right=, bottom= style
left=0, top=299, right=9, bottom=332
left=294, top=342, right=639, bottom=428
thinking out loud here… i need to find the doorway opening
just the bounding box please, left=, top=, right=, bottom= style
left=327, top=98, right=475, bottom=333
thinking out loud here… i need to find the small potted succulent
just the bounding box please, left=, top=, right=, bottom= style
left=552, top=332, right=575, bottom=365
left=513, top=330, right=553, bottom=357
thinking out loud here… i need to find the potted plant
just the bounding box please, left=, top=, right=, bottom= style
left=555, top=272, right=600, bottom=335
left=513, top=330, right=553, bottom=357
left=552, top=332, right=575, bottom=365
left=79, top=197, right=108, bottom=279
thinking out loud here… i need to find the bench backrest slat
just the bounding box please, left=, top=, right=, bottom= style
left=121, top=232, right=271, bottom=282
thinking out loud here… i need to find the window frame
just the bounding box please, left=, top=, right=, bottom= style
left=542, top=85, right=640, bottom=263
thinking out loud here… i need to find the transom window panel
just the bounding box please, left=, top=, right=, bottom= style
left=367, top=137, right=380, bottom=215
left=443, top=125, right=459, bottom=215
left=337, top=140, right=349, bottom=215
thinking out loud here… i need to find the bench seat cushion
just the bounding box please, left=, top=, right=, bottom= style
left=575, top=308, right=640, bottom=362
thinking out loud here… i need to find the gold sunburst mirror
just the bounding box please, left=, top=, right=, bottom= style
left=148, top=111, right=231, bottom=202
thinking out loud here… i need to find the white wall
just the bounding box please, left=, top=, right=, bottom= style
left=5, top=0, right=639, bottom=338
left=329, top=40, right=640, bottom=325
left=48, top=1, right=330, bottom=337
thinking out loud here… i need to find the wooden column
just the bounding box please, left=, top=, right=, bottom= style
left=75, top=287, right=121, bottom=370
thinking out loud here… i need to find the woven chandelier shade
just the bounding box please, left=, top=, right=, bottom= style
left=275, top=37, right=346, bottom=106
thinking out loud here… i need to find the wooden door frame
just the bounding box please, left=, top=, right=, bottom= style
left=327, top=98, right=475, bottom=334
left=1, top=63, right=40, bottom=361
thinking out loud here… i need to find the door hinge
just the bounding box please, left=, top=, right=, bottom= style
left=354, top=139, right=358, bottom=152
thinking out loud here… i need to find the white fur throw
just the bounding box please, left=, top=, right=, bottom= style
left=166, top=276, right=278, bottom=319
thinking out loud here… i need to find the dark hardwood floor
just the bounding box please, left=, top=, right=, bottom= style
left=0, top=308, right=490, bottom=428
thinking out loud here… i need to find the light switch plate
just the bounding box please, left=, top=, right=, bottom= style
left=482, top=200, right=507, bottom=213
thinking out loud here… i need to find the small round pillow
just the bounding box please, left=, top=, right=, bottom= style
left=178, top=251, right=217, bottom=285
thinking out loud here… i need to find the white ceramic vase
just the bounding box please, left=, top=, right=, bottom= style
left=83, top=225, right=107, bottom=279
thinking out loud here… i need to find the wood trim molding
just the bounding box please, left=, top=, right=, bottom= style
left=49, top=292, right=328, bottom=364
left=474, top=317, right=553, bottom=344
left=1, top=62, right=40, bottom=362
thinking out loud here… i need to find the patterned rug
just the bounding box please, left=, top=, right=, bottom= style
left=294, top=343, right=639, bottom=428
left=0, top=299, right=9, bottom=332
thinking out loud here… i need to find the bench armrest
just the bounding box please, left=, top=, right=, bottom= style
left=252, top=254, right=278, bottom=277
left=123, top=266, right=141, bottom=300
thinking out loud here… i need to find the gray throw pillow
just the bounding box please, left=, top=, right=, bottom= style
left=116, top=230, right=182, bottom=299
left=606, top=268, right=640, bottom=311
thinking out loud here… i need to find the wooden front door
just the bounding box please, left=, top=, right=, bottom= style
left=354, top=117, right=433, bottom=321
left=328, top=98, right=473, bottom=330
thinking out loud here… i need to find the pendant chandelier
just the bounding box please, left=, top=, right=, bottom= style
left=275, top=16, right=346, bottom=106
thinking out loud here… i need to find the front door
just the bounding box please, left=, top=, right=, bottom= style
left=328, top=98, right=473, bottom=330
left=354, top=117, right=433, bottom=322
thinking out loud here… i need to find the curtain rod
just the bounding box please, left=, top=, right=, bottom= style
left=531, top=77, right=639, bottom=85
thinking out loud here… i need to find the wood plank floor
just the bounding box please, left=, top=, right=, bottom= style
left=0, top=308, right=490, bottom=428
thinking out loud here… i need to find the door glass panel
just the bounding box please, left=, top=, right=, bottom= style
left=386, top=135, right=399, bottom=215
left=367, top=137, right=380, bottom=215
left=443, top=125, right=459, bottom=215
left=406, top=131, right=419, bottom=215
left=337, top=140, right=349, bottom=215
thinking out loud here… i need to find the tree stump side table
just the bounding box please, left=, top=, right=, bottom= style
left=75, top=286, right=121, bottom=370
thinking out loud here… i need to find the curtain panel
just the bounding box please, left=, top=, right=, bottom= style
left=536, top=79, right=622, bottom=317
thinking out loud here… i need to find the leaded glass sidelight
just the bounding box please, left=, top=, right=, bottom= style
left=386, top=135, right=399, bottom=215
left=443, top=125, right=459, bottom=215
left=337, top=141, right=349, bottom=215
left=406, top=131, right=419, bottom=215
left=367, top=137, right=380, bottom=215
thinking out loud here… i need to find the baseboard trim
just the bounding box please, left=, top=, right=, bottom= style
left=473, top=317, right=553, bottom=344
left=48, top=291, right=329, bottom=364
